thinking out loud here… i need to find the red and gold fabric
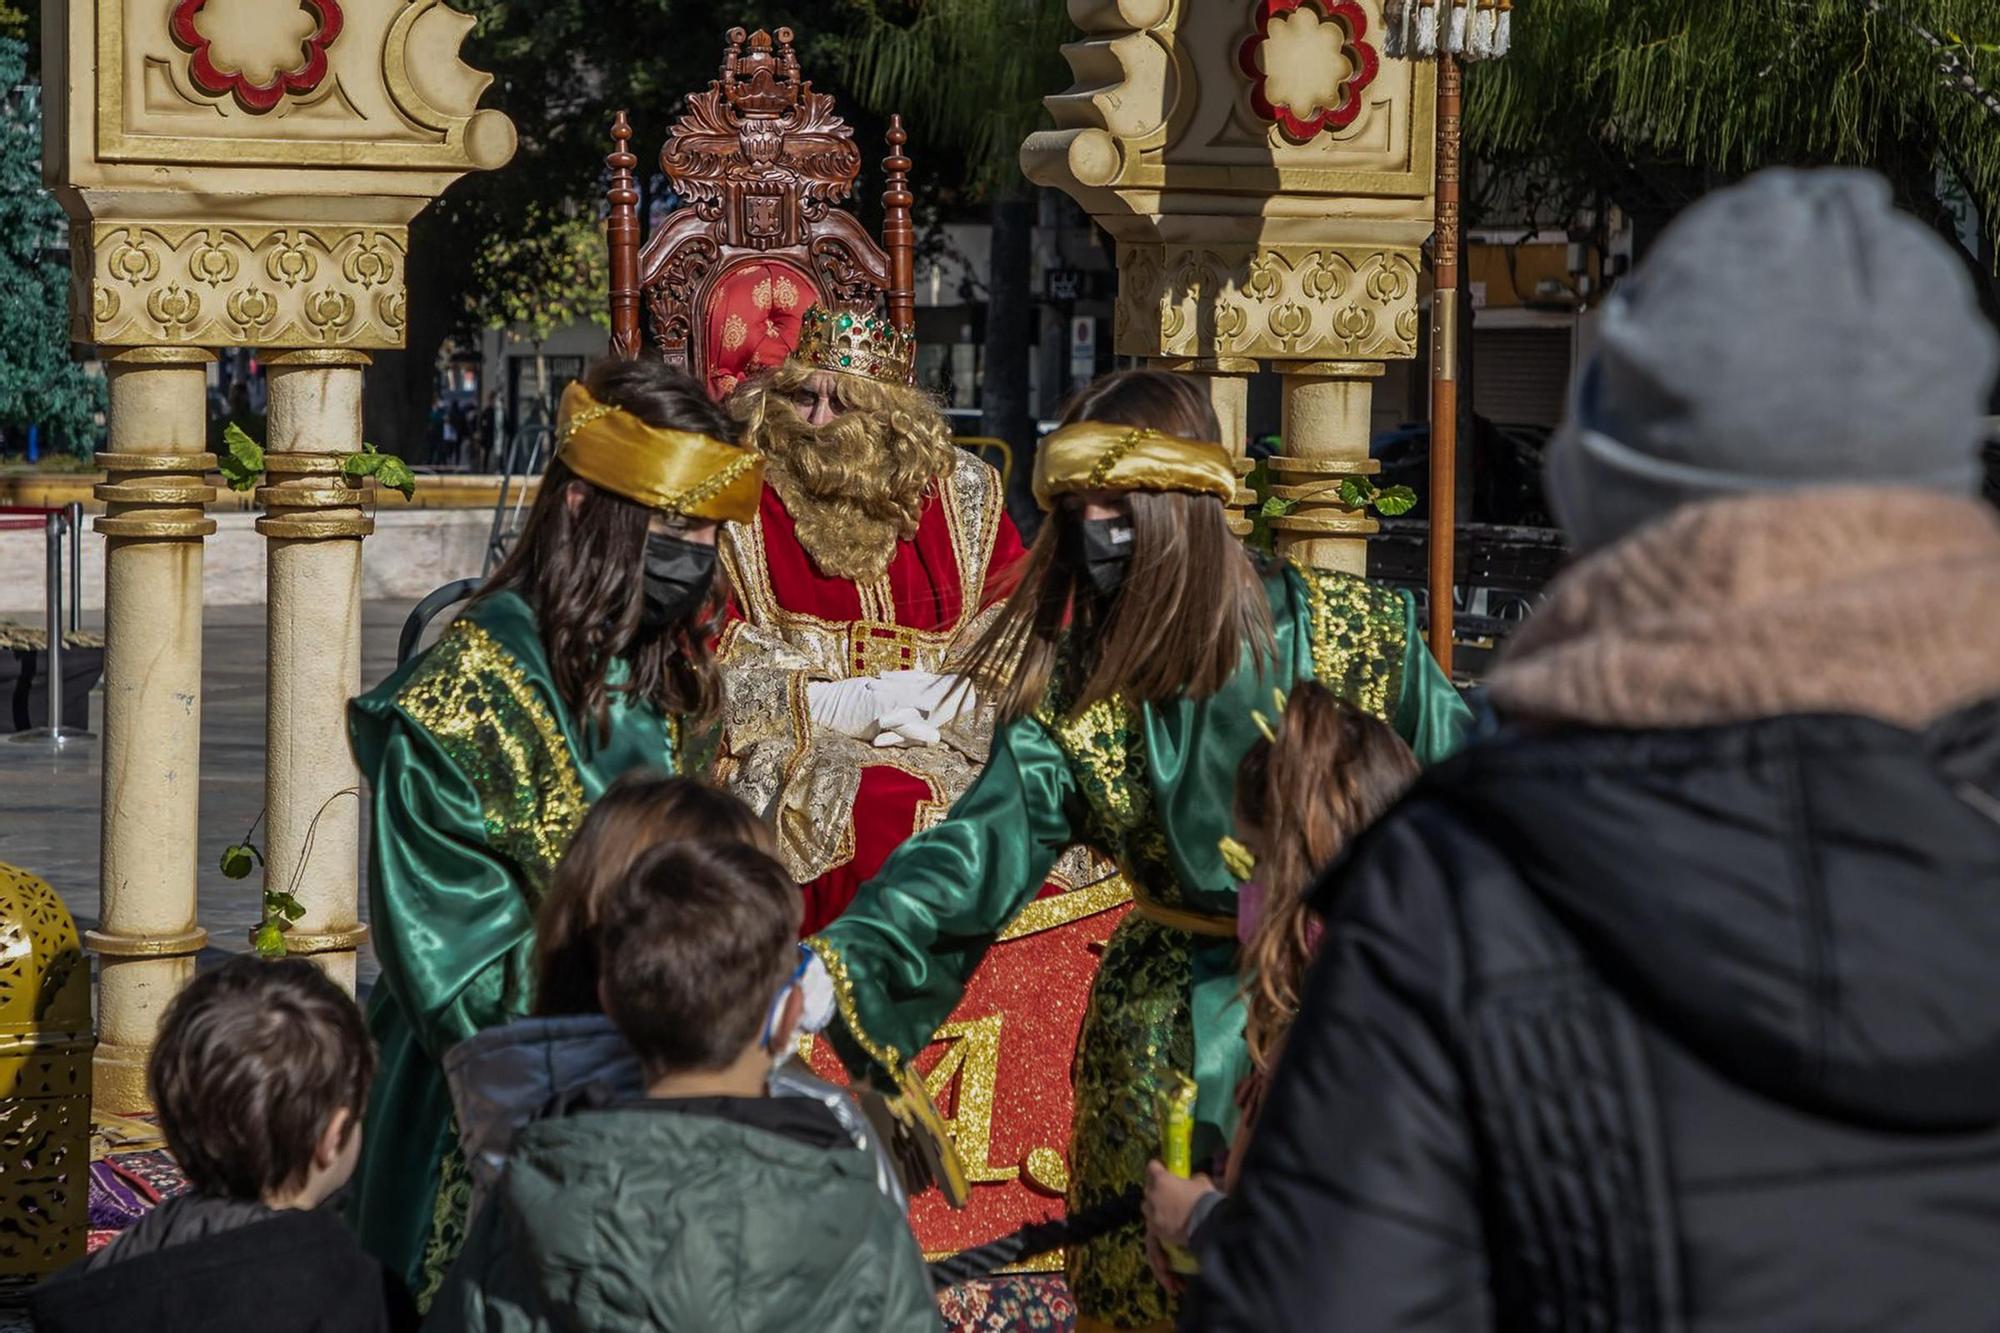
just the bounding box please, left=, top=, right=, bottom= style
left=717, top=451, right=1131, bottom=1261
left=702, top=260, right=818, bottom=401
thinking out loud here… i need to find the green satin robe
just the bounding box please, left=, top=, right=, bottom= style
left=345, top=590, right=677, bottom=1305
left=811, top=560, right=1467, bottom=1329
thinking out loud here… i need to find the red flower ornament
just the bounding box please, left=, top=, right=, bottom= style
left=170, top=0, right=344, bottom=114
left=1238, top=0, right=1381, bottom=143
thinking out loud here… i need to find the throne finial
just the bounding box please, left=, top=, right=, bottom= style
left=722, top=27, right=802, bottom=118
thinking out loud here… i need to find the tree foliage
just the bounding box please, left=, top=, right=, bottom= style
left=0, top=39, right=105, bottom=455
left=1466, top=0, right=2000, bottom=253
left=468, top=206, right=609, bottom=345
left=820, top=0, right=1072, bottom=198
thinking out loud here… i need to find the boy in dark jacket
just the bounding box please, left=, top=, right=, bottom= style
left=429, top=840, right=938, bottom=1333
left=31, top=957, right=414, bottom=1333
left=1185, top=169, right=2000, bottom=1331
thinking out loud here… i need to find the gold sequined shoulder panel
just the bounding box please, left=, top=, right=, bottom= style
left=1287, top=560, right=1408, bottom=723
left=394, top=620, right=588, bottom=896
left=941, top=449, right=1004, bottom=626
left=1031, top=650, right=1185, bottom=907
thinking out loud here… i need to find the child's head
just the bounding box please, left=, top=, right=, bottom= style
left=1235, top=683, right=1419, bottom=1070
left=596, top=841, right=804, bottom=1082
left=535, top=772, right=777, bottom=1016
left=149, top=957, right=374, bottom=1208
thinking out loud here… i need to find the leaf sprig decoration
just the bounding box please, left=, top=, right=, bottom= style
left=214, top=425, right=418, bottom=501
left=218, top=422, right=265, bottom=493
left=343, top=442, right=419, bottom=500
left=1339, top=476, right=1420, bottom=517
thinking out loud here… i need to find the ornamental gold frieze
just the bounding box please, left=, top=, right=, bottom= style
left=76, top=223, right=409, bottom=350
left=1115, top=242, right=1422, bottom=361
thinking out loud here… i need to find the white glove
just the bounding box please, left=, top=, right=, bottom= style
left=872, top=706, right=943, bottom=748
left=869, top=669, right=952, bottom=715
left=873, top=670, right=979, bottom=729
left=925, top=676, right=980, bottom=730
left=806, top=677, right=883, bottom=740
left=796, top=946, right=835, bottom=1034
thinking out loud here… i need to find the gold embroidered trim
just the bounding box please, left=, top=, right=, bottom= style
left=665, top=450, right=763, bottom=514
left=997, top=873, right=1134, bottom=942
left=556, top=403, right=616, bottom=445
left=1088, top=428, right=1155, bottom=488
left=1287, top=558, right=1405, bottom=722
left=805, top=935, right=904, bottom=1074
left=395, top=620, right=588, bottom=890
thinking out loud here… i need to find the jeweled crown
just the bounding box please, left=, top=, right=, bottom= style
left=794, top=304, right=917, bottom=386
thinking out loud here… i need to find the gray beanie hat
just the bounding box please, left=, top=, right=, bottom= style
left=1546, top=168, right=2000, bottom=552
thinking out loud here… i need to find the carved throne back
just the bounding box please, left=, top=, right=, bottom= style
left=605, top=26, right=915, bottom=398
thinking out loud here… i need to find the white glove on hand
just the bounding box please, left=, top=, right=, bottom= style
left=796, top=946, right=835, bottom=1034
left=872, top=706, right=943, bottom=748
left=870, top=670, right=979, bottom=733
left=924, top=676, right=980, bottom=731
left=806, top=677, right=883, bottom=740
left=869, top=669, right=953, bottom=715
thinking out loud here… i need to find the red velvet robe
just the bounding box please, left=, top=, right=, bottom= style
left=716, top=452, right=1131, bottom=1262
left=741, top=476, right=1024, bottom=933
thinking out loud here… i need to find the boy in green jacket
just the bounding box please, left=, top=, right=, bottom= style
left=428, top=840, right=939, bottom=1332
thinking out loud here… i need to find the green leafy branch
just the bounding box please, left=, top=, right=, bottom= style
left=218, top=423, right=418, bottom=501
left=1337, top=476, right=1420, bottom=517
left=220, top=788, right=361, bottom=959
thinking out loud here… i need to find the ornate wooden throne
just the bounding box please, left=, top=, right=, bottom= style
left=605, top=26, right=915, bottom=397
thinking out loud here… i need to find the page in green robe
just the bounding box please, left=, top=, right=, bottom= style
left=345, top=589, right=675, bottom=1304
left=811, top=559, right=1469, bottom=1328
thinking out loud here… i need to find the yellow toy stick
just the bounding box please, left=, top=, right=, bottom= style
left=1157, top=1073, right=1201, bottom=1275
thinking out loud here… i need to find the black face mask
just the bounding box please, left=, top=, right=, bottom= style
left=639, top=532, right=718, bottom=633
left=1066, top=516, right=1135, bottom=606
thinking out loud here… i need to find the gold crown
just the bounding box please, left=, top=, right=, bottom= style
left=794, top=305, right=917, bottom=386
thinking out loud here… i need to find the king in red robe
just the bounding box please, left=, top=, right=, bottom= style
left=715, top=305, right=1130, bottom=1266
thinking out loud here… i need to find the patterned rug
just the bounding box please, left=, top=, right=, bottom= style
left=85, top=1115, right=185, bottom=1254
left=938, top=1275, right=1077, bottom=1332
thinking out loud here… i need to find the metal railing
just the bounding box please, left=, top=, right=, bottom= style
left=3, top=502, right=91, bottom=747
left=483, top=421, right=553, bottom=577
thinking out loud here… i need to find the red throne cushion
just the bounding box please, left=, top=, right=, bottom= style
left=704, top=259, right=819, bottom=400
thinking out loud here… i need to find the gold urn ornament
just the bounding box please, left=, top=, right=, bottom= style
left=0, top=863, right=95, bottom=1281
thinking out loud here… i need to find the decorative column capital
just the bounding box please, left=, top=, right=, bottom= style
left=1117, top=241, right=1424, bottom=363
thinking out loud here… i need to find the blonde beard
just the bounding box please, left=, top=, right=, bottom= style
left=732, top=368, right=958, bottom=584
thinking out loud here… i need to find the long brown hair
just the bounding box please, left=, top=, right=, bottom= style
left=533, top=771, right=778, bottom=1016
left=962, top=369, right=1274, bottom=721
left=1236, top=683, right=1418, bottom=1072
left=481, top=358, right=736, bottom=736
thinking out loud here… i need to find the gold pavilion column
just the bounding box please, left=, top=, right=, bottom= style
left=258, top=350, right=374, bottom=993
left=1025, top=1, right=1438, bottom=574
left=1271, top=361, right=1386, bottom=574
left=87, top=347, right=215, bottom=1113
left=48, top=0, right=517, bottom=1098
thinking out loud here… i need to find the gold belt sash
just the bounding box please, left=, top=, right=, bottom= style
left=847, top=618, right=938, bottom=677
left=1130, top=888, right=1237, bottom=939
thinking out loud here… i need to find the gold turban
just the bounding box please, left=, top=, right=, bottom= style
left=556, top=381, right=765, bottom=523
left=1032, top=421, right=1238, bottom=510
